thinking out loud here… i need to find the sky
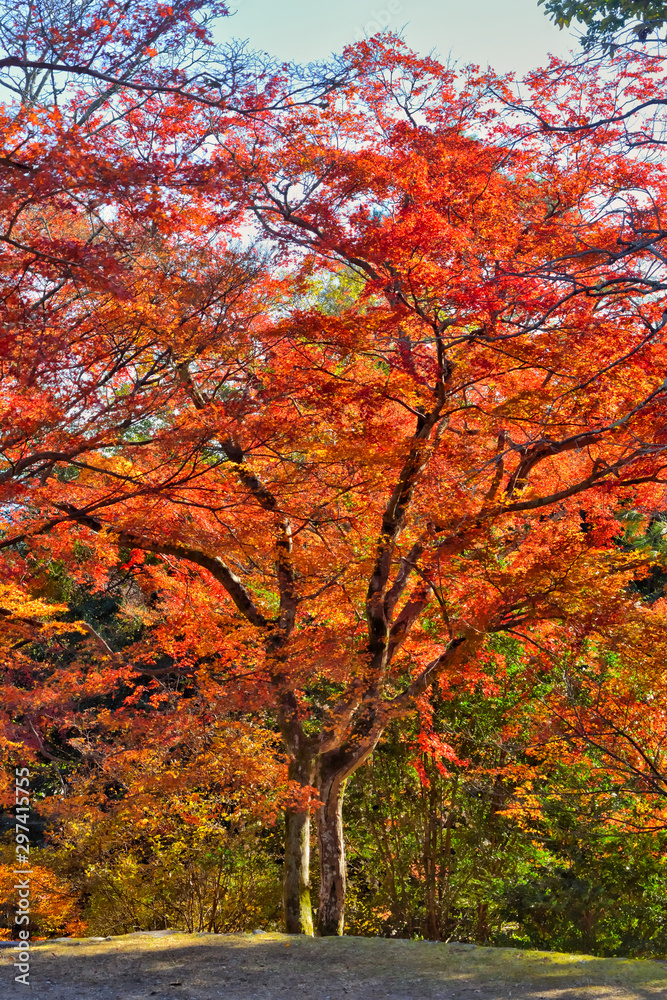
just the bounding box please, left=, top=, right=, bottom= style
left=221, top=0, right=579, bottom=77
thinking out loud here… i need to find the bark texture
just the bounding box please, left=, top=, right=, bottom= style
left=283, top=804, right=314, bottom=935
left=316, top=756, right=348, bottom=936
left=283, top=753, right=315, bottom=935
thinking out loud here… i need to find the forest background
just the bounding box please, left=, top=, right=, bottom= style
left=3, top=0, right=667, bottom=957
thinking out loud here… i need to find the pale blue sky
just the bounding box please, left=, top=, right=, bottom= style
left=222, top=0, right=578, bottom=76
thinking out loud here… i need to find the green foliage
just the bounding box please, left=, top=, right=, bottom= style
left=343, top=666, right=544, bottom=942
left=618, top=510, right=667, bottom=603
left=344, top=721, right=540, bottom=942
left=504, top=821, right=667, bottom=957
left=539, top=0, right=667, bottom=47
left=343, top=682, right=667, bottom=957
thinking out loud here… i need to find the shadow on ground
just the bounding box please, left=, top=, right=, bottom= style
left=2, top=931, right=667, bottom=999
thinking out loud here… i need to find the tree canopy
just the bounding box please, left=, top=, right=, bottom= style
left=3, top=7, right=667, bottom=943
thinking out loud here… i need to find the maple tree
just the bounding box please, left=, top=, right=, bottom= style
left=5, top=21, right=667, bottom=940
left=28, top=720, right=293, bottom=936
left=0, top=861, right=85, bottom=939
left=0, top=0, right=347, bottom=114
left=0, top=678, right=296, bottom=938
left=0, top=0, right=350, bottom=530
left=163, top=40, right=667, bottom=933
left=0, top=0, right=346, bottom=938
left=537, top=597, right=667, bottom=818
left=500, top=43, right=667, bottom=820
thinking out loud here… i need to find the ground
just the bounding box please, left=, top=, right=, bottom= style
left=2, top=932, right=667, bottom=999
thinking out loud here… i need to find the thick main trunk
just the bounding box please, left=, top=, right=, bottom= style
left=423, top=773, right=439, bottom=940
left=316, top=759, right=348, bottom=936
left=283, top=754, right=315, bottom=935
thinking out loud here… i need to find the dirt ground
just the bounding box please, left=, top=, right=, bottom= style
left=2, top=931, right=667, bottom=1000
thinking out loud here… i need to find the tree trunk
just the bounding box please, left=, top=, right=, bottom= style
left=316, top=757, right=348, bottom=936
left=283, top=754, right=315, bottom=935
left=423, top=765, right=439, bottom=940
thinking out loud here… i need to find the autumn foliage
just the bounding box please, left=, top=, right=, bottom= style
left=2, top=3, right=667, bottom=943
